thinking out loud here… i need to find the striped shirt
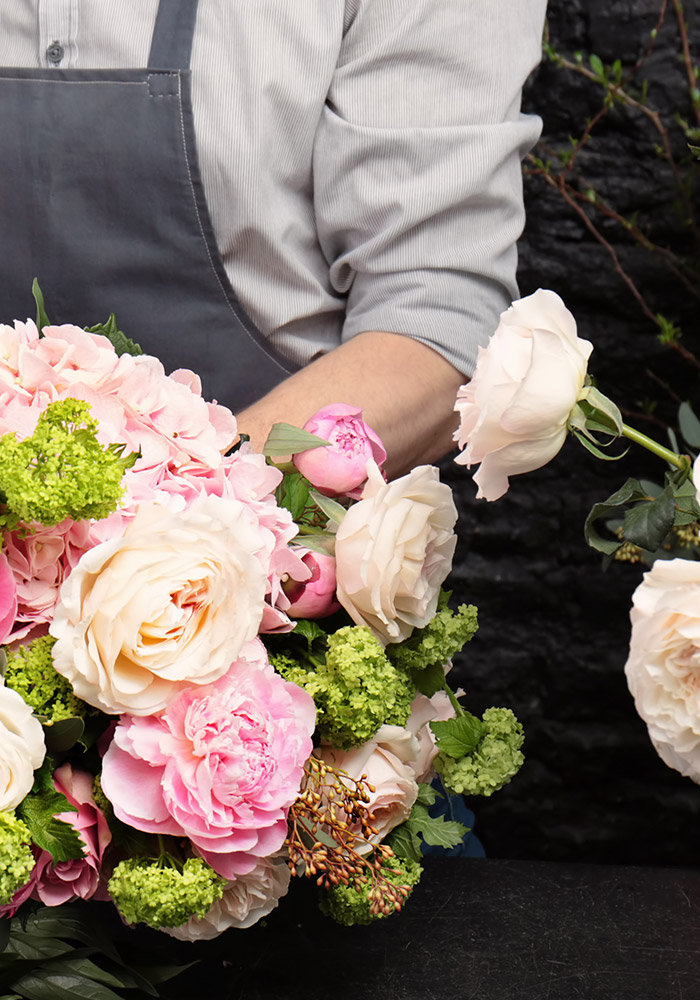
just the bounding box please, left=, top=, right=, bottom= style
left=0, top=0, right=546, bottom=375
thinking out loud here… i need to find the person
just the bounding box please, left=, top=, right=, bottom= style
left=0, top=0, right=547, bottom=477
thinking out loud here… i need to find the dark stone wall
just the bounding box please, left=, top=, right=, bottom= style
left=444, top=0, right=700, bottom=865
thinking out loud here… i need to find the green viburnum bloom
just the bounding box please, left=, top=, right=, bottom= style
left=320, top=857, right=422, bottom=926
left=0, top=811, right=36, bottom=905
left=0, top=398, right=135, bottom=529
left=388, top=604, right=478, bottom=674
left=108, top=857, right=225, bottom=929
left=4, top=635, right=88, bottom=722
left=273, top=625, right=415, bottom=749
left=434, top=707, right=525, bottom=797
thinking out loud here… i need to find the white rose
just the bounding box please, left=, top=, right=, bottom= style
left=50, top=496, right=269, bottom=715
left=624, top=558, right=700, bottom=782
left=164, top=857, right=291, bottom=941
left=316, top=738, right=419, bottom=852
left=0, top=683, right=45, bottom=810
left=334, top=462, right=457, bottom=644
left=454, top=289, right=593, bottom=501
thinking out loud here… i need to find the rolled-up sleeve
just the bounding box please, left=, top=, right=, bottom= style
left=312, top=0, right=547, bottom=376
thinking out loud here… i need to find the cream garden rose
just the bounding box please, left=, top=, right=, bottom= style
left=334, top=461, right=457, bottom=644
left=454, top=289, right=593, bottom=501
left=624, top=558, right=700, bottom=782
left=50, top=496, right=269, bottom=715
left=0, top=682, right=45, bottom=810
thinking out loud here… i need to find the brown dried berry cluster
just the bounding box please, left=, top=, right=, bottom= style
left=286, top=755, right=412, bottom=916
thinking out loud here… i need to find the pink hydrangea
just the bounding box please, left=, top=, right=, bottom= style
left=0, top=550, right=18, bottom=644
left=100, top=645, right=315, bottom=879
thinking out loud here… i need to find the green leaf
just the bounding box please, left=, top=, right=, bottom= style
left=430, top=714, right=485, bottom=759
left=678, top=401, right=700, bottom=449
left=410, top=661, right=447, bottom=698
left=32, top=280, right=50, bottom=333
left=308, top=491, right=346, bottom=526
left=577, top=386, right=624, bottom=435
left=41, top=717, right=85, bottom=755
left=12, top=970, right=125, bottom=1000
left=415, top=783, right=439, bottom=808
left=0, top=649, right=7, bottom=681
left=622, top=485, right=675, bottom=550
left=584, top=478, right=650, bottom=554
left=275, top=472, right=311, bottom=521
left=292, top=618, right=327, bottom=650
left=386, top=823, right=422, bottom=863
left=295, top=531, right=336, bottom=556
left=573, top=430, right=628, bottom=462
left=589, top=53, right=605, bottom=79
left=17, top=790, right=83, bottom=863
left=263, top=423, right=330, bottom=457
left=85, top=315, right=142, bottom=357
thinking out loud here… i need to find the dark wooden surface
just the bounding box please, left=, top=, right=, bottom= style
left=155, top=859, right=700, bottom=999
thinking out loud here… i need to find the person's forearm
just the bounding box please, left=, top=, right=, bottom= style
left=235, top=331, right=466, bottom=479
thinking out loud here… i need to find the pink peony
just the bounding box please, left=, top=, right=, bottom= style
left=0, top=550, right=18, bottom=644
left=284, top=549, right=340, bottom=619
left=101, top=648, right=315, bottom=879
left=31, top=764, right=111, bottom=906
left=293, top=404, right=386, bottom=496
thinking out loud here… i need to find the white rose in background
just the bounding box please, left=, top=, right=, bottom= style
left=164, top=857, right=291, bottom=941
left=454, top=289, right=593, bottom=501
left=0, top=683, right=45, bottom=810
left=334, top=462, right=457, bottom=644
left=50, top=496, right=269, bottom=715
left=316, top=737, right=418, bottom=852
left=625, top=558, right=700, bottom=782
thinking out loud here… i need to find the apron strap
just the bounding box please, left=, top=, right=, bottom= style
left=148, top=0, right=200, bottom=70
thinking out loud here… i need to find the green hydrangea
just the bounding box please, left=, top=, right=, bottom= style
left=320, top=857, right=422, bottom=926
left=388, top=604, right=478, bottom=673
left=274, top=626, right=415, bottom=749
left=0, top=398, right=135, bottom=529
left=4, top=635, right=89, bottom=723
left=0, top=811, right=36, bottom=905
left=434, top=707, right=524, bottom=797
left=108, top=857, right=225, bottom=929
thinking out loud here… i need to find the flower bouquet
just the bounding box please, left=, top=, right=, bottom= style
left=0, top=296, right=524, bottom=997
left=453, top=288, right=700, bottom=789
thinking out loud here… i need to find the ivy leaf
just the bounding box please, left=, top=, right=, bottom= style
left=410, top=661, right=447, bottom=698
left=85, top=315, right=142, bottom=357
left=17, top=790, right=83, bottom=863
left=430, top=715, right=485, bottom=759
left=622, top=485, right=675, bottom=551
left=263, top=423, right=329, bottom=457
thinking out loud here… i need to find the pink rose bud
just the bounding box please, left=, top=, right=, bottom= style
left=0, top=551, right=17, bottom=645
left=284, top=550, right=341, bottom=619
left=293, top=404, right=386, bottom=496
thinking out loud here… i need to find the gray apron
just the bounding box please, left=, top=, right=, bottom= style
left=0, top=0, right=297, bottom=411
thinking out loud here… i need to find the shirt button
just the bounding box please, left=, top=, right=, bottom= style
left=46, top=41, right=65, bottom=64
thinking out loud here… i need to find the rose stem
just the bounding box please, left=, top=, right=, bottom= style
left=621, top=422, right=689, bottom=471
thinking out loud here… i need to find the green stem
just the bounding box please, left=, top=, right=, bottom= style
left=621, top=423, right=688, bottom=470
left=444, top=683, right=464, bottom=718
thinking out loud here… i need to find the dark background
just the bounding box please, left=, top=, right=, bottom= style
left=444, top=0, right=700, bottom=866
